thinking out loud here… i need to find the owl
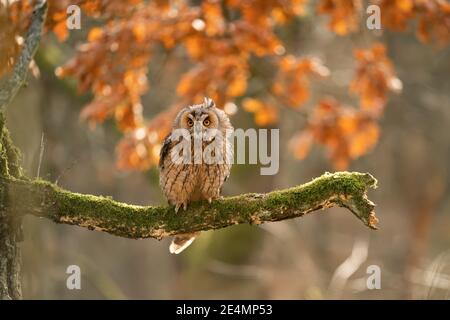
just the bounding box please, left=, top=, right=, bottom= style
left=159, top=97, right=233, bottom=254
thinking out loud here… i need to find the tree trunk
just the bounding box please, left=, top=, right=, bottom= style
left=0, top=0, right=47, bottom=300
left=0, top=115, right=25, bottom=299
left=0, top=215, right=22, bottom=300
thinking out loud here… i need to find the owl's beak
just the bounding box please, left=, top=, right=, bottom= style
left=193, top=121, right=203, bottom=137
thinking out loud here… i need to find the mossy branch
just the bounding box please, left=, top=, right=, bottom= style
left=3, top=172, right=378, bottom=239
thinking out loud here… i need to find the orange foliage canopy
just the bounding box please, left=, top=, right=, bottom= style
left=290, top=98, right=380, bottom=170
left=1, top=0, right=449, bottom=170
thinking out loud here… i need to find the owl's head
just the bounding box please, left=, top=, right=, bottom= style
left=174, top=97, right=231, bottom=136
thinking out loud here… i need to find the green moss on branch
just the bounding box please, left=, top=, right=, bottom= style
left=2, top=172, right=378, bottom=240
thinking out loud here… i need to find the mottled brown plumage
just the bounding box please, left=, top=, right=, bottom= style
left=159, top=97, right=233, bottom=254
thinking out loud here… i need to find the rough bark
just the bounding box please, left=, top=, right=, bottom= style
left=0, top=115, right=24, bottom=300
left=0, top=1, right=47, bottom=109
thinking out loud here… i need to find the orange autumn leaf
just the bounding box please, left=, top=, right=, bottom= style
left=132, top=22, right=147, bottom=43
left=177, top=53, right=249, bottom=105
left=289, top=131, right=313, bottom=160
left=338, top=114, right=359, bottom=134
left=317, top=0, right=362, bottom=35
left=226, top=74, right=248, bottom=97
left=416, top=0, right=450, bottom=45
left=242, top=98, right=262, bottom=112
left=117, top=104, right=181, bottom=170
left=293, top=98, right=380, bottom=169
left=350, top=43, right=402, bottom=114
left=378, top=0, right=415, bottom=31
left=183, top=35, right=208, bottom=59
left=273, top=56, right=329, bottom=108
left=233, top=20, right=285, bottom=56
left=349, top=121, right=380, bottom=158
left=88, top=27, right=104, bottom=42
left=0, top=0, right=33, bottom=77
left=80, top=94, right=123, bottom=126
left=242, top=98, right=279, bottom=126
left=379, top=0, right=450, bottom=45
left=52, top=20, right=68, bottom=41
left=202, top=1, right=226, bottom=36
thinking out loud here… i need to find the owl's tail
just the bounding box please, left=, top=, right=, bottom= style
left=169, top=233, right=199, bottom=254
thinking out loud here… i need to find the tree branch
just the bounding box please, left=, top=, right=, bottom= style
left=3, top=172, right=378, bottom=240
left=0, top=0, right=47, bottom=109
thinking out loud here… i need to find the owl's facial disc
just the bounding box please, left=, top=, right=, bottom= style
left=180, top=106, right=220, bottom=139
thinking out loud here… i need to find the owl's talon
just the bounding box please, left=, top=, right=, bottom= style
left=175, top=204, right=181, bottom=213
left=208, top=198, right=212, bottom=204
left=183, top=202, right=188, bottom=211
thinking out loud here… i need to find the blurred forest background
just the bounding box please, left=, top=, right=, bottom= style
left=1, top=0, right=450, bottom=299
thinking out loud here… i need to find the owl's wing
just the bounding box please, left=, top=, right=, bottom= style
left=159, top=134, right=172, bottom=168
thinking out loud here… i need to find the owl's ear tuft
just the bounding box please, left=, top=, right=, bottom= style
left=203, top=97, right=215, bottom=109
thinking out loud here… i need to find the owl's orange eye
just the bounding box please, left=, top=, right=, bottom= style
left=187, top=119, right=194, bottom=127
left=203, top=118, right=211, bottom=126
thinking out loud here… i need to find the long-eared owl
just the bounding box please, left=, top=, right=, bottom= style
left=159, top=97, right=233, bottom=254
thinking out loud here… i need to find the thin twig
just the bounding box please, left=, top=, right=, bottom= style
left=36, top=132, right=44, bottom=178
